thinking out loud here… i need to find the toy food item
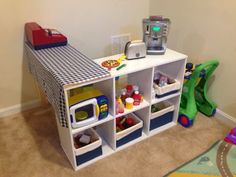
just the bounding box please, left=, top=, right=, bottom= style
left=102, top=60, right=120, bottom=70
left=79, top=134, right=91, bottom=144
left=121, top=90, right=128, bottom=104
left=126, top=85, right=133, bottom=97
left=125, top=117, right=135, bottom=126
left=133, top=91, right=142, bottom=105
left=151, top=105, right=159, bottom=113
left=74, top=133, right=91, bottom=149
left=125, top=98, right=134, bottom=109
left=116, top=116, right=136, bottom=132
left=116, top=97, right=125, bottom=114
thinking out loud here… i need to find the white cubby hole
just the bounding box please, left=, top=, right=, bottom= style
left=56, top=51, right=187, bottom=170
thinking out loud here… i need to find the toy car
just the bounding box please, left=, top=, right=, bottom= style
left=224, top=128, right=236, bottom=145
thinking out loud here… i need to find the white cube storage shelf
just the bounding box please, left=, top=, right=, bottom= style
left=59, top=49, right=187, bottom=170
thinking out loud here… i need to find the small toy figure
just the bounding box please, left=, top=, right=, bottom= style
left=224, top=127, right=236, bottom=145
left=159, top=75, right=168, bottom=87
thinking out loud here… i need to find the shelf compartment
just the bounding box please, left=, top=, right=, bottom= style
left=71, top=114, right=114, bottom=135
left=73, top=128, right=102, bottom=166
left=153, top=72, right=181, bottom=98
left=116, top=113, right=143, bottom=148
left=150, top=102, right=175, bottom=131
left=115, top=99, right=149, bottom=118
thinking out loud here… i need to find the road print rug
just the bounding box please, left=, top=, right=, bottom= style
left=165, top=141, right=236, bottom=177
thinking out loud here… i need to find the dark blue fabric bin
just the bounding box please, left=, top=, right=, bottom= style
left=150, top=111, right=174, bottom=131
left=156, top=90, right=179, bottom=98
left=76, top=146, right=102, bottom=166
left=116, top=128, right=142, bottom=148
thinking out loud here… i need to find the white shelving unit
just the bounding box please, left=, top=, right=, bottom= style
left=57, top=49, right=187, bottom=170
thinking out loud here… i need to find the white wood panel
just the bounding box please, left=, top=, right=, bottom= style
left=94, top=78, right=115, bottom=116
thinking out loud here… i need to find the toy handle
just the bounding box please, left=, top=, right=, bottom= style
left=96, top=104, right=100, bottom=117
left=190, top=60, right=219, bottom=81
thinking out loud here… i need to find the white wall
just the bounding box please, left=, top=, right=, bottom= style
left=0, top=0, right=149, bottom=110
left=150, top=0, right=236, bottom=118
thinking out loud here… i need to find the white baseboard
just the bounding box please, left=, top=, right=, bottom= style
left=215, top=109, right=236, bottom=128
left=0, top=100, right=41, bottom=118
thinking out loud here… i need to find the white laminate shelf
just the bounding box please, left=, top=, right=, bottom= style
left=115, top=99, right=150, bottom=118
left=71, top=114, right=114, bottom=135
left=94, top=49, right=187, bottom=78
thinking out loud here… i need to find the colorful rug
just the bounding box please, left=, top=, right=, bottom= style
left=165, top=141, right=236, bottom=177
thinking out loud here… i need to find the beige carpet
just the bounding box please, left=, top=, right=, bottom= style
left=0, top=106, right=230, bottom=177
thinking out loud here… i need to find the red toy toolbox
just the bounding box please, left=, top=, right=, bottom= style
left=25, top=22, right=67, bottom=50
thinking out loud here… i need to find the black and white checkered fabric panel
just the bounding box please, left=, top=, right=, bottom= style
left=26, top=43, right=110, bottom=86
left=25, top=46, right=67, bottom=127
left=25, top=43, right=110, bottom=127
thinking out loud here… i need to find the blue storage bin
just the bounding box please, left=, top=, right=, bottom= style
left=116, top=113, right=143, bottom=148
left=150, top=102, right=174, bottom=131
left=73, top=128, right=102, bottom=166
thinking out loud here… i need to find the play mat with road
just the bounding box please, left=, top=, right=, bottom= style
left=165, top=141, right=236, bottom=177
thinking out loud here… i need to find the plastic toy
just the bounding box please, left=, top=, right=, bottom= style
left=178, top=60, right=219, bottom=128
left=116, top=83, right=144, bottom=114
left=74, top=133, right=92, bottom=149
left=133, top=91, right=142, bottom=105
left=25, top=22, right=67, bottom=50
left=68, top=86, right=109, bottom=128
left=126, top=85, right=133, bottom=97
left=159, top=75, right=168, bottom=87
left=125, top=98, right=134, bottom=109
left=102, top=55, right=126, bottom=71
left=116, top=116, right=136, bottom=133
left=151, top=104, right=160, bottom=113
left=116, top=96, right=125, bottom=114
left=79, top=134, right=91, bottom=144
left=153, top=73, right=171, bottom=87
left=121, top=89, right=128, bottom=104
left=224, top=127, right=236, bottom=145
left=102, top=60, right=120, bottom=70
left=116, top=64, right=126, bottom=71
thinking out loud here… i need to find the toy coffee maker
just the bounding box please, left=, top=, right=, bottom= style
left=143, top=16, right=170, bottom=55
